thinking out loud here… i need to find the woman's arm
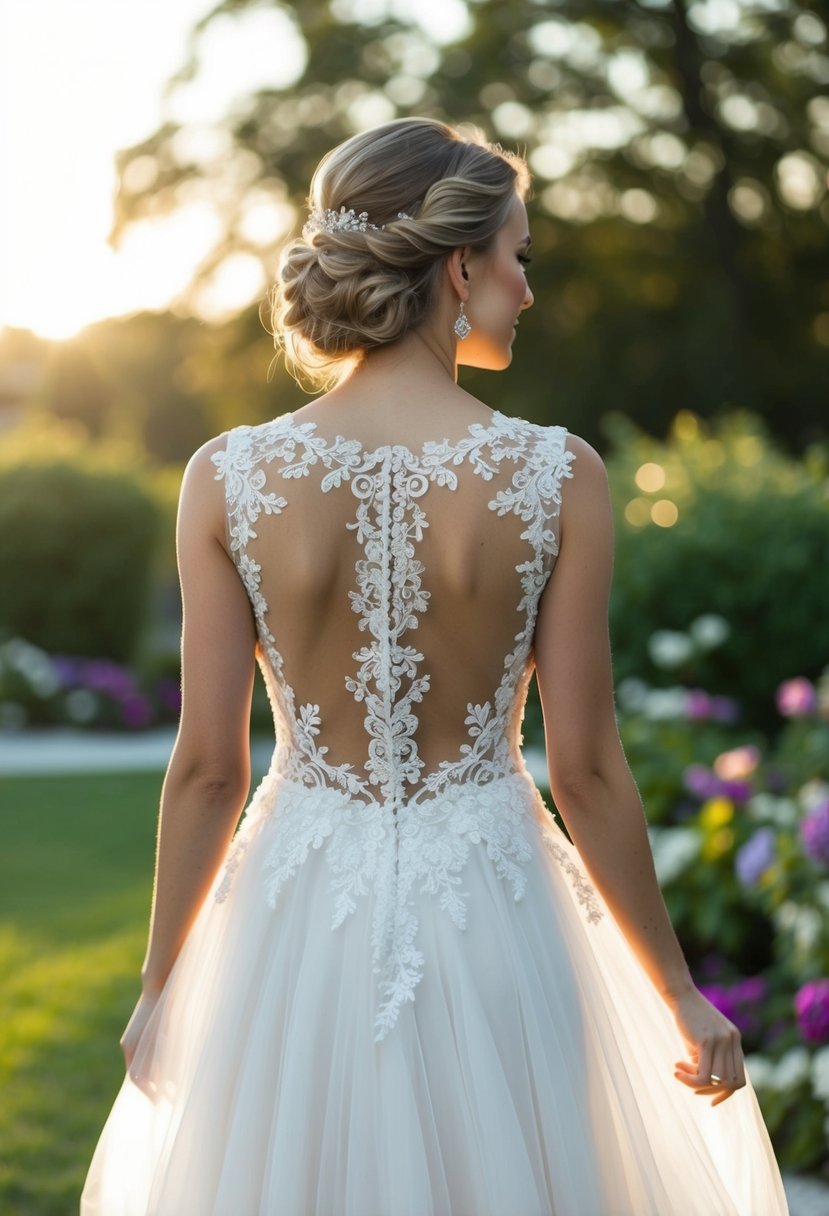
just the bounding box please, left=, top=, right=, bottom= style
left=139, top=436, right=258, bottom=997
left=533, top=435, right=744, bottom=1104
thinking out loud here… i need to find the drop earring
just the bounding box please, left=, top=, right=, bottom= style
left=454, top=301, right=472, bottom=340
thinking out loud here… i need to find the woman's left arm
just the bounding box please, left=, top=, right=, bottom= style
left=137, top=436, right=257, bottom=1001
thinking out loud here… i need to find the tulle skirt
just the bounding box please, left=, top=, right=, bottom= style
left=81, top=773, right=788, bottom=1215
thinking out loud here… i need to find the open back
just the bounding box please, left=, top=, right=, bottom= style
left=211, top=409, right=575, bottom=807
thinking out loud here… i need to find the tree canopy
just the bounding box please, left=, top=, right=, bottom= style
left=103, top=1, right=829, bottom=448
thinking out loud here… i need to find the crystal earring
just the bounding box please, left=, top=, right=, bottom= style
left=454, top=301, right=472, bottom=340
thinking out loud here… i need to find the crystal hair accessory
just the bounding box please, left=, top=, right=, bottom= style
left=304, top=207, right=413, bottom=236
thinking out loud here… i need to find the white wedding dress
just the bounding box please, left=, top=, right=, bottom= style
left=81, top=409, right=788, bottom=1215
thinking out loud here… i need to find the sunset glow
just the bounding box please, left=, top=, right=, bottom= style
left=0, top=0, right=300, bottom=339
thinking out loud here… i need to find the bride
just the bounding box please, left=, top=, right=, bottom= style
left=82, top=116, right=788, bottom=1214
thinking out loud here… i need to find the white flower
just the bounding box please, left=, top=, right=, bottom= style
left=775, top=901, right=799, bottom=932
left=778, top=904, right=825, bottom=953
left=643, top=687, right=689, bottom=720
left=65, top=688, right=98, bottom=724
left=616, top=677, right=649, bottom=712
left=799, top=780, right=829, bottom=812
left=746, top=793, right=798, bottom=826
left=2, top=638, right=59, bottom=697
left=772, top=1047, right=811, bottom=1091
left=689, top=614, right=730, bottom=649
left=812, top=1045, right=829, bottom=1101
left=649, top=826, right=700, bottom=885
left=745, top=1053, right=774, bottom=1090
left=795, top=907, right=823, bottom=953
left=647, top=630, right=694, bottom=669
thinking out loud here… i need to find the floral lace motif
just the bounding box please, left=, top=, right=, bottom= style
left=242, top=770, right=538, bottom=1040
left=539, top=834, right=604, bottom=925
left=210, top=410, right=602, bottom=1038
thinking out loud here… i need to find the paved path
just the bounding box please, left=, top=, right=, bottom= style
left=2, top=728, right=827, bottom=1213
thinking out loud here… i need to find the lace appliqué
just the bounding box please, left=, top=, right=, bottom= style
left=345, top=450, right=432, bottom=800
left=214, top=765, right=282, bottom=903
left=539, top=833, right=604, bottom=924
left=255, top=772, right=537, bottom=1041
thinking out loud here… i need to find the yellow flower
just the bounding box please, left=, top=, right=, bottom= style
left=699, top=796, right=735, bottom=830
left=702, top=828, right=735, bottom=861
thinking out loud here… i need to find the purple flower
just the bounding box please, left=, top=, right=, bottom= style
left=700, top=976, right=767, bottom=1037
left=684, top=690, right=740, bottom=722
left=801, top=800, right=829, bottom=867
left=794, top=980, right=829, bottom=1044
left=52, top=655, right=85, bottom=687
left=686, top=689, right=712, bottom=720
left=718, top=778, right=753, bottom=804
left=684, top=764, right=720, bottom=799
left=683, top=765, right=753, bottom=805
left=82, top=659, right=137, bottom=699
left=699, top=984, right=739, bottom=1023
left=120, top=693, right=153, bottom=729
left=777, top=678, right=817, bottom=719
left=709, top=695, right=740, bottom=723
left=735, top=829, right=776, bottom=888
left=733, top=976, right=767, bottom=1005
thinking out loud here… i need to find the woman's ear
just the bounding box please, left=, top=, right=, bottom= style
left=446, top=247, right=471, bottom=301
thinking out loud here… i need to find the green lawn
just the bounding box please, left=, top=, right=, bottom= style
left=0, top=771, right=163, bottom=1216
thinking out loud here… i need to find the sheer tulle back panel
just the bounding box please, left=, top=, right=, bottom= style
left=244, top=447, right=538, bottom=792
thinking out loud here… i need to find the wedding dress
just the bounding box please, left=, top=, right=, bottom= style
left=81, top=409, right=788, bottom=1215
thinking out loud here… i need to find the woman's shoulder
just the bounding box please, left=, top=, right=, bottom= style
left=187, top=414, right=299, bottom=473
left=504, top=415, right=604, bottom=470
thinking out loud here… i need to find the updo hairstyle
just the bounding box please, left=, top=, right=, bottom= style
left=268, top=117, right=530, bottom=388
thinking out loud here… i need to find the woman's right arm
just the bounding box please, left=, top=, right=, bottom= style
left=533, top=435, right=745, bottom=1104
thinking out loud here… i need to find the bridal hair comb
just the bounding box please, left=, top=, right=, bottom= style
left=303, top=207, right=413, bottom=236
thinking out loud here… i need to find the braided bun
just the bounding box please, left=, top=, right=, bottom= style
left=267, top=118, right=529, bottom=389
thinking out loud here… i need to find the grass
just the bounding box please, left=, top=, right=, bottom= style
left=0, top=771, right=163, bottom=1216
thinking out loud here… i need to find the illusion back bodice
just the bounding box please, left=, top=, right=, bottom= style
left=211, top=410, right=575, bottom=807
left=209, top=409, right=595, bottom=1040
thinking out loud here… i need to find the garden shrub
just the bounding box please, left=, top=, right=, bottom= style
left=604, top=409, right=829, bottom=733
left=0, top=462, right=161, bottom=662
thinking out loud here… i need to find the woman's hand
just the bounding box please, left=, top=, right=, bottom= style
left=668, top=986, right=746, bottom=1106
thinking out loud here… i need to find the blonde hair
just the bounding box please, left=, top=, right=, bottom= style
left=266, top=117, right=530, bottom=389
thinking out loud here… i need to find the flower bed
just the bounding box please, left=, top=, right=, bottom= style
left=616, top=616, right=829, bottom=1170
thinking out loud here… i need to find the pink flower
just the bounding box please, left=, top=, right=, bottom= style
left=801, top=800, right=829, bottom=867
left=714, top=745, right=760, bottom=781
left=794, top=979, right=829, bottom=1044
left=776, top=678, right=817, bottom=718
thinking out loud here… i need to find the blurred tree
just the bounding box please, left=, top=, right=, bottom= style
left=43, top=344, right=112, bottom=438
left=107, top=0, right=828, bottom=450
